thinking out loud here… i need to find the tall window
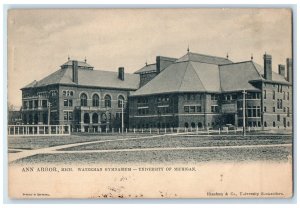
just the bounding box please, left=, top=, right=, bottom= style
left=211, top=94, right=218, bottom=101
left=80, top=93, right=88, bottom=106
left=104, top=94, right=111, bottom=108
left=211, top=105, right=219, bottom=113
left=277, top=99, right=283, bottom=109
left=118, top=95, right=125, bottom=108
left=263, top=90, right=266, bottom=99
left=92, top=94, right=99, bottom=107
left=272, top=90, right=275, bottom=100
left=246, top=106, right=261, bottom=117
left=64, top=99, right=73, bottom=107
left=63, top=111, right=73, bottom=121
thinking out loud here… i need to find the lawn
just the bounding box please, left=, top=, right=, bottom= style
left=8, top=133, right=293, bottom=165
left=59, top=135, right=292, bottom=151
left=7, top=133, right=143, bottom=150
left=11, top=145, right=292, bottom=165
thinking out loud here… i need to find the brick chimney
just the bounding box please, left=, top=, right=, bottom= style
left=118, top=67, right=125, bottom=81
left=286, top=58, right=292, bottom=83
left=263, top=54, right=272, bottom=80
left=156, top=56, right=177, bottom=74
left=278, top=64, right=285, bottom=77
left=72, top=60, right=78, bottom=84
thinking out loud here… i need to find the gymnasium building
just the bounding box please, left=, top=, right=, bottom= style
left=129, top=51, right=292, bottom=130
left=21, top=58, right=139, bottom=132
left=20, top=51, right=292, bottom=131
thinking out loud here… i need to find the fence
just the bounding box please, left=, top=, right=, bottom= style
left=7, top=125, right=267, bottom=136
left=73, top=126, right=263, bottom=135
left=7, top=125, right=71, bottom=136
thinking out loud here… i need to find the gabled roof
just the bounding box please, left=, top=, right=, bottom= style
left=134, top=64, right=156, bottom=74
left=252, top=62, right=290, bottom=84
left=219, top=61, right=262, bottom=92
left=132, top=59, right=290, bottom=96
left=176, top=52, right=233, bottom=65
left=76, top=69, right=140, bottom=89
left=22, top=67, right=140, bottom=90
left=131, top=61, right=221, bottom=96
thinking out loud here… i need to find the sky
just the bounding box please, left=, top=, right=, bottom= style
left=7, top=8, right=292, bottom=107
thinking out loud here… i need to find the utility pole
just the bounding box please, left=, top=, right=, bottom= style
left=121, top=99, right=124, bottom=134
left=47, top=101, right=51, bottom=126
left=242, top=90, right=246, bottom=136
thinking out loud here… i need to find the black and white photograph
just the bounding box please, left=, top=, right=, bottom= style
left=6, top=8, right=293, bottom=199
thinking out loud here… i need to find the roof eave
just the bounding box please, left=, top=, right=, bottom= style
left=249, top=79, right=292, bottom=86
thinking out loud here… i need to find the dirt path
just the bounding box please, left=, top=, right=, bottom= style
left=8, top=134, right=167, bottom=163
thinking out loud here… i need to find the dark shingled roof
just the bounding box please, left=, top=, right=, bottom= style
left=131, top=53, right=289, bottom=97
left=219, top=61, right=262, bottom=92
left=22, top=67, right=140, bottom=90
left=134, top=64, right=156, bottom=74
left=131, top=61, right=222, bottom=96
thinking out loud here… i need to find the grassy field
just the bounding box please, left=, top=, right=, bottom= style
left=11, top=145, right=291, bottom=165
left=8, top=133, right=292, bottom=165
left=7, top=134, right=142, bottom=150
left=60, top=135, right=291, bottom=151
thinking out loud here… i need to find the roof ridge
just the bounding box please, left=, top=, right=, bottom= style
left=58, top=68, right=72, bottom=84
left=250, top=61, right=264, bottom=79
left=219, top=60, right=252, bottom=66
left=39, top=68, right=65, bottom=84
left=78, top=68, right=136, bottom=75
left=218, top=65, right=223, bottom=92
left=189, top=51, right=229, bottom=60
left=177, top=62, right=190, bottom=92
left=189, top=62, right=206, bottom=91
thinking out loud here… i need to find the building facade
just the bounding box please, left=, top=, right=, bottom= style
left=21, top=59, right=140, bottom=132
left=129, top=52, right=292, bottom=130
left=20, top=51, right=293, bottom=132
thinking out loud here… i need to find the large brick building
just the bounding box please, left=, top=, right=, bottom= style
left=21, top=58, right=139, bottom=132
left=129, top=52, right=292, bottom=130
left=20, top=51, right=292, bottom=132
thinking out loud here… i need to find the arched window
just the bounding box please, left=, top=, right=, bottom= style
left=198, top=122, right=203, bottom=128
left=92, top=113, right=98, bottom=123
left=184, top=122, right=189, bottom=128
left=104, top=94, right=111, bottom=108
left=118, top=95, right=125, bottom=108
left=80, top=93, right=88, bottom=106
left=92, top=94, right=99, bottom=107
left=83, top=113, right=90, bottom=124
left=264, top=122, right=267, bottom=127
left=191, top=122, right=195, bottom=128
left=273, top=121, right=276, bottom=127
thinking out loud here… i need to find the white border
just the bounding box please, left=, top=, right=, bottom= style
left=1, top=1, right=299, bottom=208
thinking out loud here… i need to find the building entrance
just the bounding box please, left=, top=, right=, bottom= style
left=223, top=114, right=235, bottom=125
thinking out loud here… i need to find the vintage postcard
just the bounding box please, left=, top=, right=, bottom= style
left=7, top=8, right=293, bottom=199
